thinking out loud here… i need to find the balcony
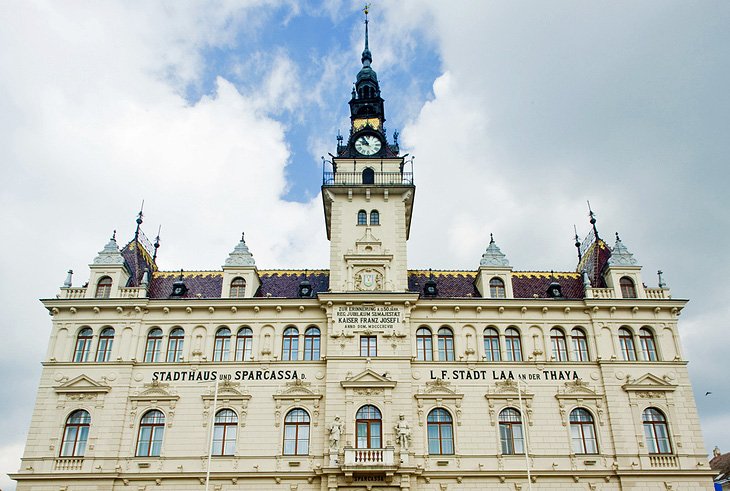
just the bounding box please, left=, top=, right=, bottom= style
left=322, top=171, right=414, bottom=187
left=344, top=447, right=395, bottom=467
left=649, top=454, right=678, bottom=468
left=54, top=457, right=84, bottom=471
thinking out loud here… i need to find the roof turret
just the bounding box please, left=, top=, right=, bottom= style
left=480, top=234, right=511, bottom=267
left=93, top=231, right=125, bottom=266
left=608, top=232, right=638, bottom=266
left=224, top=233, right=256, bottom=267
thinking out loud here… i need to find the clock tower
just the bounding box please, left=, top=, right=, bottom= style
left=322, top=9, right=414, bottom=292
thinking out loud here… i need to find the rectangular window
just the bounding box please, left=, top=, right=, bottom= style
left=360, top=336, right=377, bottom=357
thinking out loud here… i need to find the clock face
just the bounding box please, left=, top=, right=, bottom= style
left=355, top=134, right=382, bottom=156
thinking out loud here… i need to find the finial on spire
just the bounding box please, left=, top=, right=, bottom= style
left=657, top=270, right=666, bottom=288
left=111, top=230, right=117, bottom=241
left=361, top=4, right=372, bottom=66
left=574, top=225, right=582, bottom=261
left=490, top=233, right=495, bottom=244
left=153, top=225, right=161, bottom=262
left=587, top=200, right=600, bottom=242
left=134, top=200, right=144, bottom=241
left=63, top=269, right=73, bottom=288
left=615, top=231, right=621, bottom=242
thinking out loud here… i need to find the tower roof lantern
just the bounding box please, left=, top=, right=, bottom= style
left=224, top=232, right=256, bottom=267
left=480, top=233, right=511, bottom=267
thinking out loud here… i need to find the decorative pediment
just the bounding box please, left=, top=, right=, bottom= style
left=340, top=369, right=397, bottom=389
left=623, top=373, right=677, bottom=393
left=201, top=381, right=251, bottom=404
left=556, top=379, right=602, bottom=399
left=484, top=380, right=534, bottom=426
left=130, top=381, right=179, bottom=403
left=273, top=379, right=323, bottom=427
left=54, top=375, right=111, bottom=395
left=555, top=380, right=606, bottom=427
left=354, top=228, right=383, bottom=254
left=415, top=379, right=464, bottom=426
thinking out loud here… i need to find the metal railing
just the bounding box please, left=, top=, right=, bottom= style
left=323, top=172, right=413, bottom=186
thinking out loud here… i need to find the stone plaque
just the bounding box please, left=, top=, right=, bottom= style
left=333, top=305, right=403, bottom=331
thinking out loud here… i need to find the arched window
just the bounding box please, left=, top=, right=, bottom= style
left=60, top=410, right=91, bottom=457
left=283, top=409, right=310, bottom=455
left=356, top=405, right=382, bottom=449
left=643, top=408, right=672, bottom=454
left=136, top=410, right=165, bottom=457
left=437, top=327, right=455, bottom=361
left=95, top=327, right=114, bottom=362
left=570, top=408, right=598, bottom=454
left=416, top=327, right=433, bottom=361
left=73, top=327, right=93, bottom=363
left=95, top=276, right=112, bottom=298
left=571, top=328, right=589, bottom=362
left=483, top=327, right=501, bottom=361
left=362, top=167, right=375, bottom=185
left=212, top=409, right=238, bottom=456
left=550, top=328, right=568, bottom=361
left=489, top=277, right=506, bottom=298
left=357, top=210, right=367, bottom=225
left=230, top=277, right=246, bottom=298
left=213, top=327, right=231, bottom=362
left=505, top=327, right=522, bottom=361
left=499, top=408, right=524, bottom=455
left=144, top=328, right=163, bottom=362
left=618, top=327, right=637, bottom=361
left=620, top=276, right=637, bottom=298
left=639, top=327, right=658, bottom=361
left=166, top=327, right=184, bottom=362
left=370, top=210, right=380, bottom=225
left=427, top=408, right=454, bottom=455
left=282, top=327, right=299, bottom=361
left=235, top=327, right=253, bottom=362
left=304, top=327, right=321, bottom=361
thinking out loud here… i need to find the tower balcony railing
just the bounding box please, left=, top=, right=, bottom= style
left=323, top=171, right=414, bottom=187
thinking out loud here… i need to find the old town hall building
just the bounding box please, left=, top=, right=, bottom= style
left=12, top=13, right=714, bottom=491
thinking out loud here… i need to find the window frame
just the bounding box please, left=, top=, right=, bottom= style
left=73, top=327, right=93, bottom=363
left=95, top=327, right=114, bottom=362
left=136, top=410, right=165, bottom=457
left=642, top=407, right=672, bottom=454
left=235, top=327, right=253, bottom=362
left=427, top=408, right=455, bottom=455
left=166, top=327, right=184, bottom=362
left=618, top=327, right=637, bottom=361
left=360, top=335, right=377, bottom=357
left=639, top=327, right=658, bottom=361
left=489, top=277, right=506, bottom=298
left=498, top=407, right=525, bottom=455
left=416, top=327, right=433, bottom=361
left=437, top=327, right=455, bottom=361
left=282, top=326, right=299, bottom=361
left=355, top=405, right=382, bottom=449
left=144, top=328, right=163, bottom=363
left=504, top=327, right=523, bottom=362
left=213, top=327, right=231, bottom=362
left=303, top=327, right=321, bottom=361
left=95, top=276, right=112, bottom=298
left=369, top=209, right=380, bottom=225
left=357, top=210, right=368, bottom=225
left=483, top=327, right=501, bottom=362
left=620, top=276, right=637, bottom=298
left=571, top=327, right=589, bottom=362
left=60, top=410, right=91, bottom=457
left=569, top=408, right=598, bottom=455
left=283, top=408, right=311, bottom=456
left=230, top=277, right=246, bottom=298
left=212, top=408, right=238, bottom=456
left=550, top=327, right=569, bottom=361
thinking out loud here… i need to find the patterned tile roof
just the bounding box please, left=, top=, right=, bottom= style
left=144, top=269, right=586, bottom=299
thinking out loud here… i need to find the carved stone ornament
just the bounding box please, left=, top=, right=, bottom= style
left=415, top=379, right=464, bottom=426
left=129, top=381, right=179, bottom=427
left=273, top=379, right=322, bottom=427
left=54, top=375, right=111, bottom=410
left=201, top=381, right=251, bottom=427
left=92, top=235, right=125, bottom=265
left=485, top=380, right=534, bottom=426
left=555, top=379, right=606, bottom=426
left=355, top=268, right=383, bottom=291
left=224, top=234, right=256, bottom=267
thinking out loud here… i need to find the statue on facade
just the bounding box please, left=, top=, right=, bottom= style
left=328, top=416, right=343, bottom=451
left=394, top=414, right=411, bottom=450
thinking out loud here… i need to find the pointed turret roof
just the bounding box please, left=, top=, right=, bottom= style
left=92, top=232, right=125, bottom=266
left=608, top=232, right=638, bottom=266
left=480, top=234, right=511, bottom=267
left=224, top=233, right=256, bottom=267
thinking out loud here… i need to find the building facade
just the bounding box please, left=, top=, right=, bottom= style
left=13, top=14, right=714, bottom=491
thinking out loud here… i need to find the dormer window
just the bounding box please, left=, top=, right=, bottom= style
left=230, top=277, right=246, bottom=298
left=489, top=277, right=506, bottom=298
left=357, top=210, right=367, bottom=225
left=620, top=276, right=637, bottom=298
left=95, top=276, right=112, bottom=298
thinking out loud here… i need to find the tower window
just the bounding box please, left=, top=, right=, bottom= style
left=370, top=210, right=379, bottom=225
left=95, top=276, right=112, bottom=298
left=357, top=210, right=367, bottom=225
left=489, top=277, right=506, bottom=298
left=360, top=335, right=377, bottom=357
left=620, top=276, right=637, bottom=298
left=230, top=277, right=246, bottom=298
left=362, top=168, right=375, bottom=185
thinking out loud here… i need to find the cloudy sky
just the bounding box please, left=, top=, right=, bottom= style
left=1, top=1, right=728, bottom=488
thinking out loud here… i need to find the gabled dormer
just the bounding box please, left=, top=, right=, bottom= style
left=85, top=232, right=131, bottom=299
left=603, top=233, right=646, bottom=299
left=475, top=234, right=513, bottom=299
left=221, top=234, right=261, bottom=298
